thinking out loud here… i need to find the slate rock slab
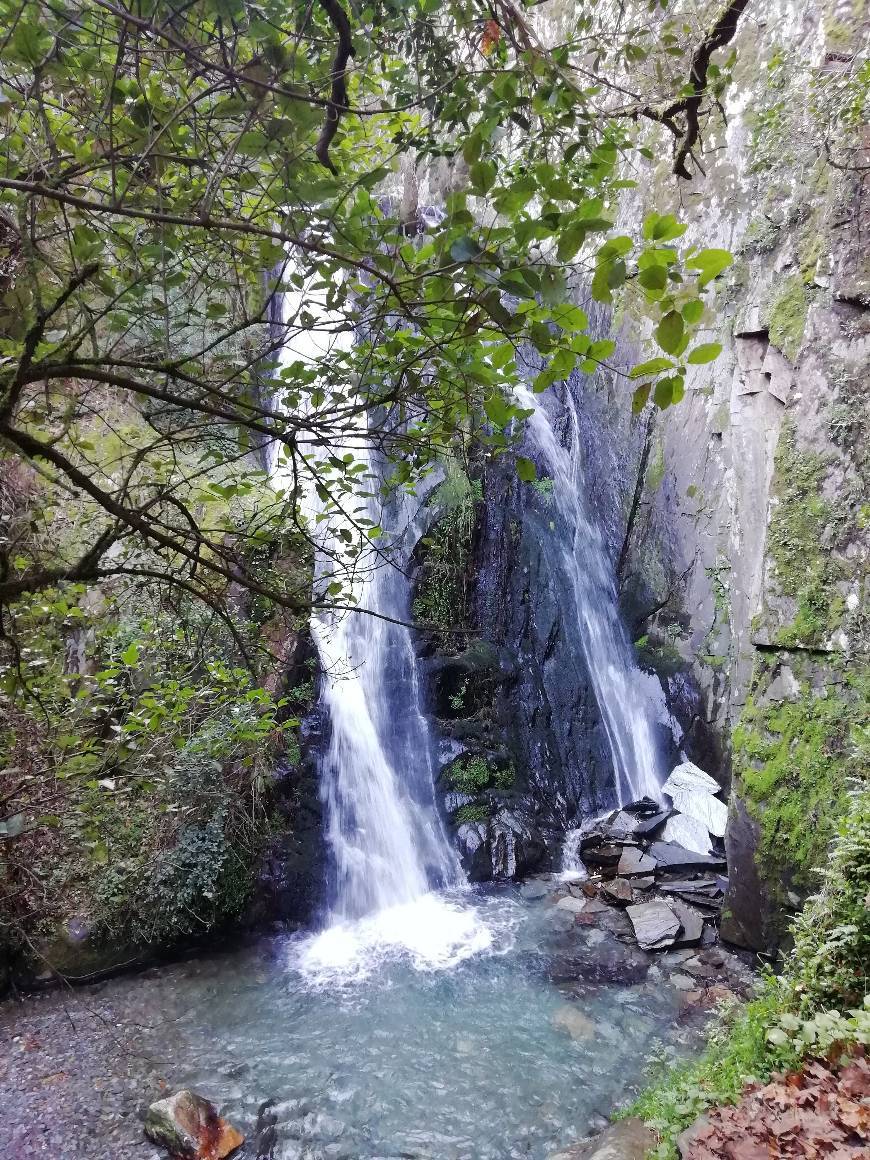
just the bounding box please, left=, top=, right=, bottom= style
left=662, top=812, right=712, bottom=855
left=617, top=847, right=657, bottom=877
left=632, top=808, right=673, bottom=837
left=649, top=842, right=727, bottom=871
left=626, top=901, right=681, bottom=950
left=601, top=878, right=633, bottom=907
left=667, top=898, right=706, bottom=948
left=547, top=1117, right=656, bottom=1160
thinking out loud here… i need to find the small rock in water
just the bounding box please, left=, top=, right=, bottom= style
left=143, top=1090, right=244, bottom=1159
left=551, top=1005, right=597, bottom=1040
left=521, top=877, right=552, bottom=900
left=669, top=972, right=696, bottom=991
left=626, top=901, right=681, bottom=951
left=601, top=878, right=633, bottom=907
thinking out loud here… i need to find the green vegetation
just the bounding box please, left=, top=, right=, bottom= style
left=447, top=756, right=514, bottom=796
left=413, top=470, right=482, bottom=647
left=732, top=665, right=867, bottom=895
left=766, top=275, right=809, bottom=362
left=766, top=425, right=844, bottom=647
left=626, top=785, right=870, bottom=1159
left=0, top=516, right=313, bottom=974
left=454, top=803, right=491, bottom=825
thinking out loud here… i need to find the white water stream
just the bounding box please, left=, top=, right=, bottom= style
left=516, top=383, right=664, bottom=807
left=297, top=441, right=494, bottom=977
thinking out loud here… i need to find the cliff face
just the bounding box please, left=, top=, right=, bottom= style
left=421, top=0, right=868, bottom=947
left=616, top=0, right=868, bottom=950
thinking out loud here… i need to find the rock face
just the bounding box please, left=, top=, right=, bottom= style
left=143, top=1090, right=244, bottom=1159
left=612, top=3, right=868, bottom=953
left=456, top=805, right=545, bottom=881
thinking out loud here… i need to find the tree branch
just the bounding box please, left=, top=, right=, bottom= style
left=315, top=0, right=356, bottom=173
left=641, top=0, right=751, bottom=179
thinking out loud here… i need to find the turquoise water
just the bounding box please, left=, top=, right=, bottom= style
left=113, top=889, right=701, bottom=1159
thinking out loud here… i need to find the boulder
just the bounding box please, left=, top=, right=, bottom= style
left=143, top=1090, right=244, bottom=1159
left=547, top=1118, right=656, bottom=1160
left=662, top=761, right=728, bottom=840
left=626, top=901, right=681, bottom=950
left=490, top=807, right=546, bottom=878
left=666, top=788, right=728, bottom=839
left=521, top=876, right=553, bottom=900
left=662, top=761, right=721, bottom=796
left=455, top=820, right=493, bottom=881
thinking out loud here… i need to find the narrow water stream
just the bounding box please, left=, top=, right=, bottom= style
left=515, top=384, right=665, bottom=807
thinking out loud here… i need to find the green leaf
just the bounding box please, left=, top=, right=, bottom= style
left=632, top=384, right=651, bottom=413
left=687, top=342, right=723, bottom=364
left=483, top=393, right=512, bottom=427
left=539, top=267, right=566, bottom=305
left=450, top=236, right=483, bottom=263
left=469, top=161, right=496, bottom=195
left=681, top=299, right=705, bottom=324
left=655, top=310, right=685, bottom=354
left=687, top=248, right=733, bottom=287
left=121, top=642, right=140, bottom=666
left=629, top=357, right=674, bottom=379
left=516, top=456, right=537, bottom=482
left=638, top=265, right=667, bottom=293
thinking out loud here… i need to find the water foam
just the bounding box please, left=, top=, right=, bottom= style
left=290, top=892, right=517, bottom=987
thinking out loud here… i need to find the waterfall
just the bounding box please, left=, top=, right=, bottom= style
left=307, top=450, right=460, bottom=922
left=515, top=382, right=663, bottom=806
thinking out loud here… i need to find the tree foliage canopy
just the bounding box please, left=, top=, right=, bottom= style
left=0, top=0, right=743, bottom=635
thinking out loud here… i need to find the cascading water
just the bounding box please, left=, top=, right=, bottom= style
left=293, top=439, right=493, bottom=975
left=515, top=382, right=663, bottom=807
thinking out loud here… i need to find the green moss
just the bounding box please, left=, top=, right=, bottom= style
left=765, top=275, right=809, bottom=361
left=647, top=443, right=666, bottom=492
left=766, top=425, right=845, bottom=646
left=732, top=666, right=866, bottom=894
left=454, top=802, right=491, bottom=824
left=447, top=755, right=514, bottom=795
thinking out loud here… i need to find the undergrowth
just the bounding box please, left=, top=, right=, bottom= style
left=624, top=783, right=870, bottom=1158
